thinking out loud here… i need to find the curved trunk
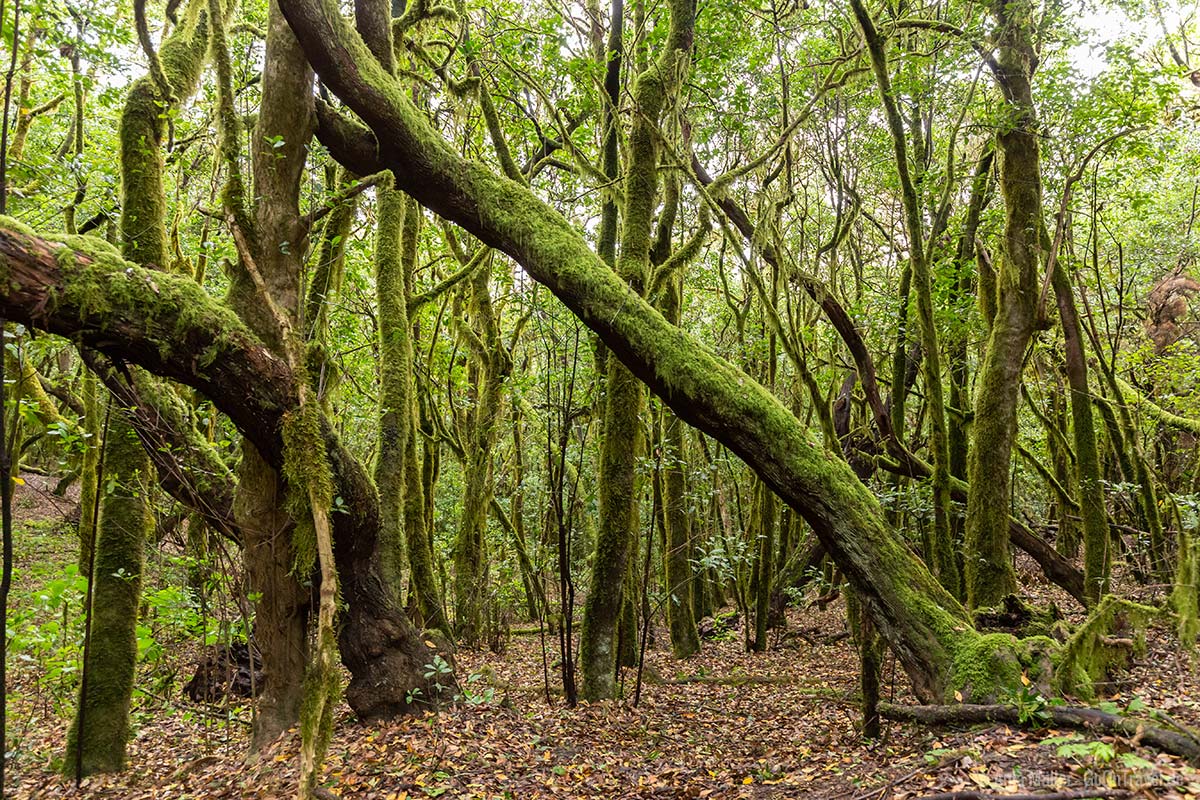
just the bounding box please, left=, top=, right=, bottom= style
left=273, top=0, right=1038, bottom=700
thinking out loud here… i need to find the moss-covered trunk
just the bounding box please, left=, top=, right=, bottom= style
left=375, top=183, right=410, bottom=600
left=1049, top=260, right=1109, bottom=604
left=963, top=0, right=1043, bottom=608
left=579, top=0, right=695, bottom=702
left=64, top=419, right=149, bottom=776
left=453, top=262, right=508, bottom=645
left=405, top=392, right=445, bottom=630
left=76, top=368, right=100, bottom=577
left=397, top=199, right=449, bottom=632
left=581, top=358, right=644, bottom=696
left=236, top=444, right=308, bottom=747
left=663, top=409, right=700, bottom=657
left=282, top=0, right=1032, bottom=702
left=222, top=0, right=316, bottom=746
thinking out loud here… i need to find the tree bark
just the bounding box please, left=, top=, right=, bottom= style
left=272, top=0, right=1034, bottom=703
left=963, top=0, right=1043, bottom=608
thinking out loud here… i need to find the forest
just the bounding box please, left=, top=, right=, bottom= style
left=0, top=0, right=1199, bottom=795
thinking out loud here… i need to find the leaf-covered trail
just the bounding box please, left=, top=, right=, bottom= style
left=7, top=478, right=1200, bottom=798
left=15, top=609, right=1200, bottom=799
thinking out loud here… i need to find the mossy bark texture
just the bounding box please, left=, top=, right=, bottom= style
left=963, top=0, right=1043, bottom=608
left=76, top=368, right=100, bottom=577
left=1049, top=261, right=1109, bottom=604
left=273, top=0, right=1050, bottom=703
left=223, top=0, right=317, bottom=748
left=64, top=417, right=148, bottom=776
left=375, top=183, right=410, bottom=600
left=579, top=0, right=696, bottom=702
left=663, top=409, right=700, bottom=658
left=453, top=260, right=509, bottom=645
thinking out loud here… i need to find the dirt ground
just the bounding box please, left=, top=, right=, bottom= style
left=6, top=472, right=1200, bottom=799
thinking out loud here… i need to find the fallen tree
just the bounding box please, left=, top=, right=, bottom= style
left=880, top=701, right=1200, bottom=763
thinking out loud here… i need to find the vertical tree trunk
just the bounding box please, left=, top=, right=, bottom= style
left=453, top=262, right=508, bottom=645
left=236, top=444, right=308, bottom=748
left=663, top=410, right=700, bottom=657
left=1050, top=262, right=1109, bottom=602
left=375, top=182, right=410, bottom=599
left=76, top=368, right=99, bottom=577
left=66, top=0, right=212, bottom=773
left=65, top=417, right=148, bottom=775
left=963, top=0, right=1043, bottom=608
left=580, top=0, right=695, bottom=702
left=851, top=0, right=957, bottom=596
left=752, top=480, right=777, bottom=652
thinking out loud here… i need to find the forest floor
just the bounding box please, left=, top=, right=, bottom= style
left=7, top=473, right=1200, bottom=799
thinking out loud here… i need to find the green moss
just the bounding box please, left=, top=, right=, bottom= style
left=298, top=626, right=341, bottom=796
left=43, top=234, right=258, bottom=368
left=972, top=594, right=1063, bottom=638
left=374, top=183, right=409, bottom=599
left=1172, top=531, right=1199, bottom=647
left=0, top=214, right=36, bottom=237
left=64, top=416, right=151, bottom=777
left=1053, top=596, right=1160, bottom=699
left=282, top=400, right=335, bottom=576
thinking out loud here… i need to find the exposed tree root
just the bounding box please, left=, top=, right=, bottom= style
left=880, top=702, right=1200, bottom=763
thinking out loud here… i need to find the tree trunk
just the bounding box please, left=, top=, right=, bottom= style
left=453, top=263, right=508, bottom=645
left=963, top=0, right=1043, bottom=608
left=236, top=443, right=308, bottom=747
left=1050, top=261, right=1109, bottom=603
left=64, top=418, right=148, bottom=776
left=663, top=410, right=700, bottom=658
left=581, top=0, right=695, bottom=700
left=374, top=182, right=410, bottom=600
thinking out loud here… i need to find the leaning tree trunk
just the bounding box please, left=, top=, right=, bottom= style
left=274, top=0, right=1060, bottom=703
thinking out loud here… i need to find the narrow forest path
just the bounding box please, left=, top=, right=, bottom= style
left=7, top=475, right=1200, bottom=799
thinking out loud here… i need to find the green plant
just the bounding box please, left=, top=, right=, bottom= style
left=422, top=654, right=454, bottom=702
left=1042, top=734, right=1116, bottom=764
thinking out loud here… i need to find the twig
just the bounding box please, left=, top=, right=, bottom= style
left=913, top=789, right=1130, bottom=800
left=881, top=702, right=1200, bottom=763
